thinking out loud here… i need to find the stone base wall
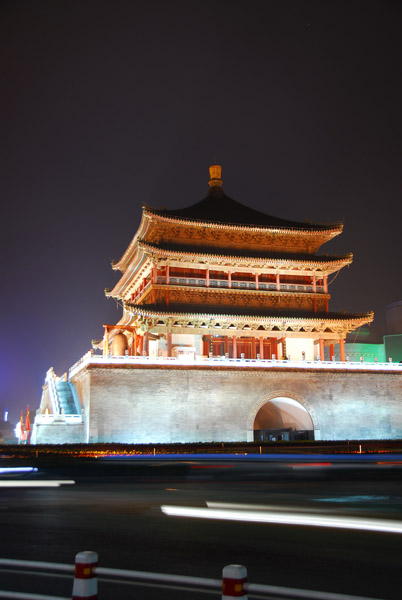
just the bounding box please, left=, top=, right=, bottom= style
left=33, top=423, right=85, bottom=444
left=69, top=364, right=402, bottom=443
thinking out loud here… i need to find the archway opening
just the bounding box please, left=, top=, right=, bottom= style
left=253, top=397, right=314, bottom=442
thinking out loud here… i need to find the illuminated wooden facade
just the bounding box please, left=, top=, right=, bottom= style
left=103, top=165, right=373, bottom=362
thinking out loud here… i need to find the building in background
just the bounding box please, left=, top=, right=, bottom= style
left=334, top=302, right=402, bottom=363
left=384, top=301, right=402, bottom=363
left=33, top=166, right=402, bottom=444
left=386, top=301, right=402, bottom=334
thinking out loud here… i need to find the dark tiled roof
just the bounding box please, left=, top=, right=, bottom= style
left=129, top=303, right=370, bottom=322
left=147, top=186, right=339, bottom=231
left=141, top=241, right=351, bottom=262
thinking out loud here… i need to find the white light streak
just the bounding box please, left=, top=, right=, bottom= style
left=0, top=480, right=75, bottom=488
left=161, top=505, right=402, bottom=535
left=0, top=467, right=38, bottom=474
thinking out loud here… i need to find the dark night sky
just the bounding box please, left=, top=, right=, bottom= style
left=1, top=0, right=401, bottom=423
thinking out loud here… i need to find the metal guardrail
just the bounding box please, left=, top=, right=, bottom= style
left=0, top=556, right=383, bottom=600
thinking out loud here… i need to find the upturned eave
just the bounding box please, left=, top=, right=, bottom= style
left=125, top=303, right=374, bottom=333
left=138, top=241, right=353, bottom=272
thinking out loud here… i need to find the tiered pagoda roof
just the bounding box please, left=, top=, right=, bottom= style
left=105, top=164, right=373, bottom=353
left=148, top=185, right=342, bottom=231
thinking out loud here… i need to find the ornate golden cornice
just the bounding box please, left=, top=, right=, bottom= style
left=138, top=240, right=353, bottom=271
left=143, top=207, right=343, bottom=236
left=124, top=303, right=374, bottom=335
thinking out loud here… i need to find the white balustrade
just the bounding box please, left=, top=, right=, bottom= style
left=68, top=351, right=402, bottom=378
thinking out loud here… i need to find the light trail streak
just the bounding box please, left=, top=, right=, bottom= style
left=0, top=467, right=38, bottom=474
left=0, top=481, right=75, bottom=488
left=161, top=504, right=402, bottom=534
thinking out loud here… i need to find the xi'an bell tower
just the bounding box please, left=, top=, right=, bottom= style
left=103, top=164, right=372, bottom=361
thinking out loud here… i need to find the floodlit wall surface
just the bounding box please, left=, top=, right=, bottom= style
left=286, top=338, right=315, bottom=361
left=68, top=364, right=402, bottom=443
left=34, top=423, right=85, bottom=444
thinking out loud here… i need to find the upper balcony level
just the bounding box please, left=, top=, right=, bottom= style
left=156, top=275, right=324, bottom=293
left=130, top=273, right=327, bottom=306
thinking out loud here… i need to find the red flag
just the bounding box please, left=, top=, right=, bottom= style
left=25, top=405, right=31, bottom=444
left=19, top=410, right=25, bottom=444
left=25, top=405, right=31, bottom=431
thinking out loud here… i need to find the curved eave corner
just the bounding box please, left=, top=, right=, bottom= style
left=111, top=211, right=151, bottom=272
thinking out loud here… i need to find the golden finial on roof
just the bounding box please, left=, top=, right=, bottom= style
left=208, top=164, right=223, bottom=188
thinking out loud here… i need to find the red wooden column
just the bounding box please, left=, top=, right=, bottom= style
left=152, top=266, right=157, bottom=304
left=202, top=335, right=208, bottom=356
left=255, top=273, right=259, bottom=290
left=232, top=335, right=237, bottom=359
left=206, top=268, right=210, bottom=287
left=144, top=332, right=149, bottom=356
left=323, top=275, right=328, bottom=293
left=312, top=274, right=317, bottom=292
left=276, top=273, right=280, bottom=291
left=132, top=331, right=137, bottom=356
left=167, top=332, right=172, bottom=357
left=165, top=266, right=169, bottom=305
left=228, top=271, right=232, bottom=288
left=259, top=336, right=264, bottom=359
left=339, top=338, right=346, bottom=362
left=319, top=338, right=325, bottom=361
left=203, top=335, right=213, bottom=356
left=139, top=335, right=144, bottom=356
left=251, top=337, right=256, bottom=359
left=329, top=343, right=335, bottom=361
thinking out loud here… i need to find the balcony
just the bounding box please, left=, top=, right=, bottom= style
left=155, top=276, right=324, bottom=294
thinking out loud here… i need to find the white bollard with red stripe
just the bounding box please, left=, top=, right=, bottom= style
left=72, top=551, right=98, bottom=600
left=222, top=564, right=248, bottom=600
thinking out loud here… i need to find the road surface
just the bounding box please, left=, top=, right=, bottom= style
left=0, top=457, right=401, bottom=599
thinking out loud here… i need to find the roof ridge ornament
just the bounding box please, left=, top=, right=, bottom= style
left=208, top=164, right=223, bottom=189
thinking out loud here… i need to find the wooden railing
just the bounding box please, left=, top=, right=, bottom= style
left=154, top=276, right=324, bottom=293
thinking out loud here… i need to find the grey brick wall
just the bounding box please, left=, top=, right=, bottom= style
left=68, top=364, right=402, bottom=443
left=34, top=423, right=85, bottom=444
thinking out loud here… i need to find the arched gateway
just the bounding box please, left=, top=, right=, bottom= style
left=247, top=391, right=320, bottom=442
